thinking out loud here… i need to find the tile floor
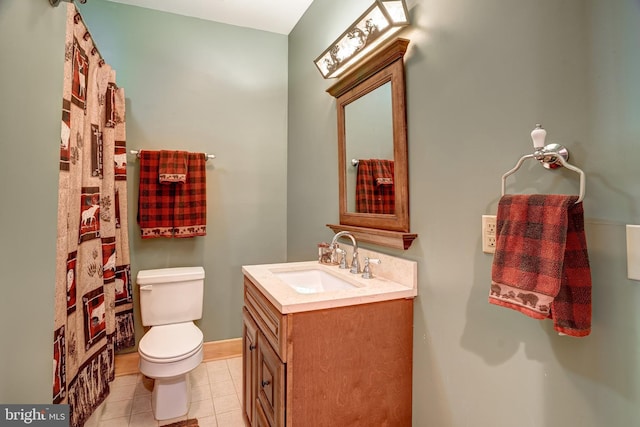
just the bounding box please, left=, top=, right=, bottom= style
left=84, top=357, right=247, bottom=427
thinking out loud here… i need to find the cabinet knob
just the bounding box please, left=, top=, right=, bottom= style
left=249, top=344, right=256, bottom=351
left=261, top=380, right=271, bottom=388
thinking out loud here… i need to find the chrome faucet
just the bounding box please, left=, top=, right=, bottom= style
left=330, top=231, right=360, bottom=274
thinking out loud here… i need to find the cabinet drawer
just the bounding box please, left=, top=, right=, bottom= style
left=244, top=277, right=287, bottom=360
left=257, top=331, right=285, bottom=427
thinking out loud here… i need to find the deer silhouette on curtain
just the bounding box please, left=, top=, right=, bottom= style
left=52, top=5, right=134, bottom=427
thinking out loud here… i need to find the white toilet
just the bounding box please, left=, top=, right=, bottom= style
left=137, top=266, right=205, bottom=421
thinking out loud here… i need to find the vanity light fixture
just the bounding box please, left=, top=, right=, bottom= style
left=314, top=0, right=410, bottom=79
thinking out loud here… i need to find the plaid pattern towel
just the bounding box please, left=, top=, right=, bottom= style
left=137, top=151, right=207, bottom=238
left=489, top=194, right=592, bottom=337
left=173, top=152, right=207, bottom=237
left=138, top=150, right=174, bottom=238
left=355, top=159, right=395, bottom=214
left=159, top=150, right=188, bottom=183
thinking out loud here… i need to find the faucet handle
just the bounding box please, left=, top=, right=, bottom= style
left=336, top=248, right=348, bottom=269
left=361, top=257, right=381, bottom=279
left=350, top=251, right=361, bottom=274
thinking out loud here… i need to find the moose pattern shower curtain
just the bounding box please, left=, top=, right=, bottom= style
left=52, top=5, right=134, bottom=426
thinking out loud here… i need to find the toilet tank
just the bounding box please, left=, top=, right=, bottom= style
left=137, top=266, right=204, bottom=326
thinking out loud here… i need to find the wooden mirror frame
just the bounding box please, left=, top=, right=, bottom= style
left=327, top=38, right=417, bottom=250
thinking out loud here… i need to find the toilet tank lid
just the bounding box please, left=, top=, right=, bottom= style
left=137, top=266, right=205, bottom=285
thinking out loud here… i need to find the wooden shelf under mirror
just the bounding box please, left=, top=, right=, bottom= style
left=327, top=223, right=417, bottom=250
left=327, top=38, right=417, bottom=250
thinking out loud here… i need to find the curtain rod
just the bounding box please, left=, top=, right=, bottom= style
left=50, top=0, right=105, bottom=67
left=49, top=0, right=86, bottom=7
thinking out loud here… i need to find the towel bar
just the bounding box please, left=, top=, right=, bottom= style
left=129, top=150, right=216, bottom=161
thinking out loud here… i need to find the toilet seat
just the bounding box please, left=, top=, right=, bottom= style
left=139, top=322, right=203, bottom=363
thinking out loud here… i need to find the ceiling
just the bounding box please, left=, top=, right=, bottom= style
left=104, top=0, right=314, bottom=35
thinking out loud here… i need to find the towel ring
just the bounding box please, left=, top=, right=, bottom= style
left=501, top=152, right=585, bottom=203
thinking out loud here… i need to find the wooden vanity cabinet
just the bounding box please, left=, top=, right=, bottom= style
left=242, top=308, right=258, bottom=425
left=242, top=275, right=413, bottom=426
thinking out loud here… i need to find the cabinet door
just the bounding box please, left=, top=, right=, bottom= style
left=256, top=331, right=285, bottom=427
left=243, top=308, right=259, bottom=425
left=255, top=399, right=272, bottom=427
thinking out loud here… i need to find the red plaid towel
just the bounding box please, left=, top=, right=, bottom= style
left=489, top=195, right=592, bottom=337
left=137, top=150, right=174, bottom=238
left=137, top=151, right=207, bottom=238
left=173, top=152, right=206, bottom=237
left=159, top=150, right=188, bottom=183
left=355, top=159, right=395, bottom=214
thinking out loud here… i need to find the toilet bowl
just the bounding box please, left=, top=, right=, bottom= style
left=138, top=322, right=204, bottom=420
left=136, top=267, right=205, bottom=421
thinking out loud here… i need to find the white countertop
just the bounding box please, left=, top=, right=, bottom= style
left=242, top=249, right=417, bottom=314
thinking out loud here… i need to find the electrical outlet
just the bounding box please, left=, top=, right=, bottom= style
left=482, top=215, right=497, bottom=254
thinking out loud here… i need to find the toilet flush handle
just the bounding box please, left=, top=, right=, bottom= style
left=140, top=285, right=153, bottom=291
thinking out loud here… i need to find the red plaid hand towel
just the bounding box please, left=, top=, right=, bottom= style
left=159, top=150, right=188, bottom=183
left=489, top=195, right=592, bottom=337
left=355, top=159, right=395, bottom=214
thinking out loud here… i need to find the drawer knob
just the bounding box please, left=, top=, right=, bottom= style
left=261, top=380, right=271, bottom=387
left=249, top=344, right=256, bottom=351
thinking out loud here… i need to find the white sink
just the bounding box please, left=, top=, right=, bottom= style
left=272, top=268, right=358, bottom=294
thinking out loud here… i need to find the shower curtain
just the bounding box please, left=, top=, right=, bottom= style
left=52, top=5, right=134, bottom=427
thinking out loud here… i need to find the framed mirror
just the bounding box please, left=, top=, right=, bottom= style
left=326, top=38, right=417, bottom=250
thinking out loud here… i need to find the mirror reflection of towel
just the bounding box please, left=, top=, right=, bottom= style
left=355, top=159, right=395, bottom=214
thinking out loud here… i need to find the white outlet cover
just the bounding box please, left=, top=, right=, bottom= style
left=626, top=225, right=640, bottom=281
left=482, top=215, right=497, bottom=254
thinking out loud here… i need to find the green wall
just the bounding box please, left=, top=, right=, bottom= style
left=0, top=0, right=66, bottom=403
left=288, top=0, right=639, bottom=426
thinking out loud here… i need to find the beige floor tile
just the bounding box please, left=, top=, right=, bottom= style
left=215, top=409, right=247, bottom=427
left=213, top=394, right=240, bottom=414
left=232, top=378, right=242, bottom=396
left=129, top=411, right=158, bottom=427
left=211, top=379, right=237, bottom=398
left=84, top=410, right=100, bottom=427
left=192, top=383, right=213, bottom=402
left=98, top=416, right=130, bottom=427
left=107, top=380, right=138, bottom=402
left=226, top=358, right=242, bottom=380
left=189, top=364, right=210, bottom=388
left=208, top=367, right=232, bottom=384
left=188, top=398, right=216, bottom=419
left=206, top=359, right=228, bottom=372
left=198, top=415, right=218, bottom=427
left=101, top=399, right=132, bottom=421
left=131, top=395, right=152, bottom=415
